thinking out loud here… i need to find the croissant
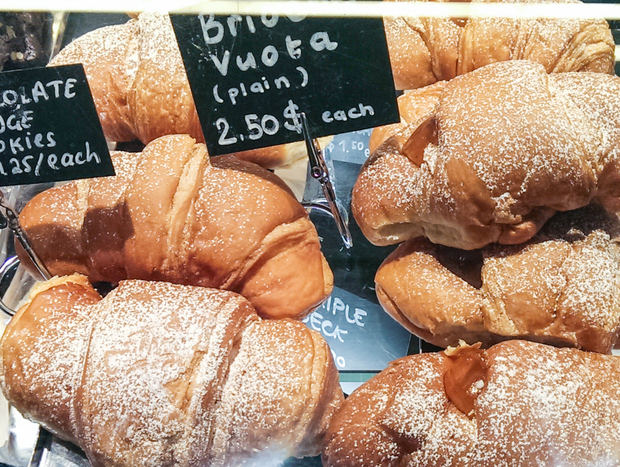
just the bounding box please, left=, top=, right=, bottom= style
left=0, top=274, right=344, bottom=466
left=385, top=0, right=615, bottom=90
left=16, top=134, right=333, bottom=320
left=375, top=205, right=620, bottom=353
left=48, top=12, right=310, bottom=169
left=322, top=339, right=620, bottom=466
left=353, top=60, right=620, bottom=250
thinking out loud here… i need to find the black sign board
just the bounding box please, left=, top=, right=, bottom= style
left=170, top=12, right=399, bottom=156
left=303, top=286, right=411, bottom=372
left=0, top=64, right=114, bottom=186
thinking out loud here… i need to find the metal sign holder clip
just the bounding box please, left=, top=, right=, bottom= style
left=0, top=192, right=51, bottom=282
left=299, top=113, right=353, bottom=249
left=0, top=191, right=51, bottom=317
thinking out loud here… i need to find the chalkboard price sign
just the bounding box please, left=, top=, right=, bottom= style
left=0, top=64, right=114, bottom=186
left=303, top=285, right=411, bottom=372
left=170, top=12, right=399, bottom=156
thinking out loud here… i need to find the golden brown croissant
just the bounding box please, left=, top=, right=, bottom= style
left=385, top=0, right=615, bottom=90
left=16, top=134, right=333, bottom=320
left=375, top=205, right=620, bottom=353
left=48, top=12, right=312, bottom=169
left=0, top=274, right=344, bottom=467
left=353, top=60, right=620, bottom=250
left=322, top=339, right=620, bottom=467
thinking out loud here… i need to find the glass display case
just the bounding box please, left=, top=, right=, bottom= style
left=1, top=2, right=620, bottom=466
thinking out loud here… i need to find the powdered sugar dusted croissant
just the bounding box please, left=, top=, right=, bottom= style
left=17, top=134, right=333, bottom=319
left=385, top=0, right=615, bottom=90
left=375, top=205, right=620, bottom=353
left=1, top=275, right=344, bottom=467
left=322, top=340, right=620, bottom=466
left=353, top=60, right=620, bottom=250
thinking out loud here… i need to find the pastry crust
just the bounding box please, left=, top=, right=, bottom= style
left=375, top=205, right=620, bottom=353
left=322, top=340, right=620, bottom=466
left=17, top=134, right=333, bottom=320
left=384, top=0, right=615, bottom=90
left=353, top=60, right=620, bottom=250
left=0, top=275, right=344, bottom=467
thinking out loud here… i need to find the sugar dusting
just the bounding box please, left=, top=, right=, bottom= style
left=2, top=279, right=337, bottom=466
left=77, top=280, right=252, bottom=465
left=354, top=60, right=620, bottom=249
left=326, top=341, right=620, bottom=466
left=21, top=132, right=324, bottom=319
left=50, top=12, right=198, bottom=142
left=49, top=20, right=140, bottom=141
left=476, top=342, right=620, bottom=465
left=374, top=205, right=620, bottom=352
left=479, top=206, right=620, bottom=350
left=210, top=319, right=323, bottom=466
left=0, top=283, right=94, bottom=438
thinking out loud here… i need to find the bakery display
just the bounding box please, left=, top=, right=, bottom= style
left=48, top=11, right=312, bottom=170
left=16, top=134, right=333, bottom=320
left=322, top=339, right=620, bottom=466
left=384, top=0, right=615, bottom=90
left=2, top=6, right=619, bottom=465
left=375, top=205, right=620, bottom=353
left=0, top=274, right=344, bottom=466
left=353, top=60, right=620, bottom=250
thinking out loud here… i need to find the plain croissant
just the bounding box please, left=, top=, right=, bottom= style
left=375, top=205, right=620, bottom=353
left=48, top=11, right=312, bottom=169
left=0, top=275, right=344, bottom=466
left=322, top=339, right=620, bottom=466
left=385, top=0, right=615, bottom=90
left=17, top=134, right=333, bottom=320
left=353, top=60, right=620, bottom=250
